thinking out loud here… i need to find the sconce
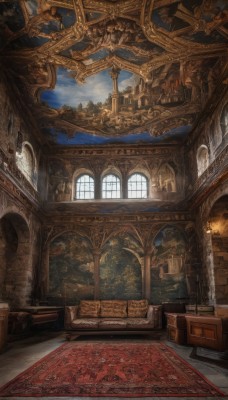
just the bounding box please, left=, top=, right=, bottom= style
left=206, top=221, right=212, bottom=234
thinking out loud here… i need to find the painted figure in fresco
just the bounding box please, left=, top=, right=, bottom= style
left=55, top=180, right=65, bottom=201
left=158, top=164, right=176, bottom=192
left=28, top=8, right=62, bottom=35
left=181, top=60, right=204, bottom=104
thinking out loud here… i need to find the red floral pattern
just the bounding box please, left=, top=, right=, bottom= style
left=0, top=342, right=224, bottom=397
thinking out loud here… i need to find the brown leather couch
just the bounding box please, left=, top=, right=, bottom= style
left=65, top=299, right=162, bottom=339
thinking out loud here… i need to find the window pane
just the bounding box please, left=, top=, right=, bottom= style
left=128, top=173, right=148, bottom=198
left=76, top=175, right=94, bottom=199
left=102, top=174, right=120, bottom=199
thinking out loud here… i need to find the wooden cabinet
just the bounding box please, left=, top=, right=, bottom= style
left=166, top=313, right=187, bottom=345
left=185, top=315, right=228, bottom=351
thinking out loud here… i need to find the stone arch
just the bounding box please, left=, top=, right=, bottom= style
left=197, top=145, right=209, bottom=177
left=208, top=195, right=228, bottom=305
left=199, top=181, right=228, bottom=304
left=0, top=212, right=31, bottom=308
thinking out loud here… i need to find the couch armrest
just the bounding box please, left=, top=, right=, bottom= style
left=64, top=306, right=78, bottom=329
left=147, top=305, right=162, bottom=329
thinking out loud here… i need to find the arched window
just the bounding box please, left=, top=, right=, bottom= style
left=16, top=142, right=37, bottom=187
left=128, top=173, right=148, bottom=199
left=102, top=174, right=121, bottom=199
left=75, top=174, right=94, bottom=199
left=197, top=145, right=209, bottom=177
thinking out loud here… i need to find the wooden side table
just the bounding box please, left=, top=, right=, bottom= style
left=166, top=313, right=187, bottom=345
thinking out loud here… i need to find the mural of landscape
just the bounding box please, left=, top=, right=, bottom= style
left=0, top=0, right=227, bottom=145
left=150, top=225, right=188, bottom=304
left=48, top=232, right=95, bottom=304
left=100, top=233, right=143, bottom=299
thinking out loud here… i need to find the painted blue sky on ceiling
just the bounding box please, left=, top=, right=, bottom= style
left=40, top=60, right=217, bottom=144
left=41, top=67, right=138, bottom=108
left=0, top=0, right=227, bottom=146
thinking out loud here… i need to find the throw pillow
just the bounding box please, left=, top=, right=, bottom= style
left=79, top=300, right=101, bottom=318
left=128, top=299, right=148, bottom=317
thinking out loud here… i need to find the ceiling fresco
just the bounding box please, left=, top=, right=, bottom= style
left=0, top=0, right=227, bottom=145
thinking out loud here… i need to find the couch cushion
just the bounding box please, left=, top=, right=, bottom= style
left=127, top=318, right=151, bottom=328
left=100, top=300, right=127, bottom=318
left=128, top=300, right=148, bottom=317
left=79, top=300, right=100, bottom=318
left=71, top=318, right=99, bottom=329
left=99, top=319, right=127, bottom=329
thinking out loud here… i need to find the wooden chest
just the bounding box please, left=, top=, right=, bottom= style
left=166, top=313, right=187, bottom=345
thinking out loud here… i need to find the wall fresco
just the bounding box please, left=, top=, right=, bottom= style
left=100, top=233, right=143, bottom=300
left=48, top=159, right=71, bottom=202
left=150, top=225, right=188, bottom=304
left=48, top=232, right=95, bottom=304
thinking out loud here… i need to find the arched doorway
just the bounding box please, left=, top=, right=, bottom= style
left=208, top=195, right=228, bottom=304
left=0, top=213, right=31, bottom=308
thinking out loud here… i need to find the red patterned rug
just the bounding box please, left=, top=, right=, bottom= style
left=0, top=342, right=225, bottom=397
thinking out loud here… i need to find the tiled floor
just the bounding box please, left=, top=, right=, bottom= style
left=0, top=331, right=227, bottom=400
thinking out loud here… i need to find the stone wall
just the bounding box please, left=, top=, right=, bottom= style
left=0, top=72, right=42, bottom=308
left=185, top=90, right=228, bottom=305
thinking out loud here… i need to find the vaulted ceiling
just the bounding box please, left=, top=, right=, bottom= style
left=0, top=0, right=228, bottom=146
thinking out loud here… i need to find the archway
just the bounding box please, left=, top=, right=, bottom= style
left=0, top=213, right=31, bottom=308
left=208, top=195, right=228, bottom=304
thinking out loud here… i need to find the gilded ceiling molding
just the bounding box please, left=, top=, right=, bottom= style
left=42, top=213, right=193, bottom=226
left=142, top=0, right=228, bottom=53
left=47, top=145, right=181, bottom=157
left=83, top=0, right=141, bottom=18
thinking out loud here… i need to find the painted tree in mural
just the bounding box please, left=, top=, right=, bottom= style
left=100, top=233, right=143, bottom=299
left=150, top=225, right=188, bottom=304
left=49, top=232, right=95, bottom=304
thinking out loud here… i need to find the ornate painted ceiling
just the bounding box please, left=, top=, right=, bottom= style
left=0, top=0, right=228, bottom=145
